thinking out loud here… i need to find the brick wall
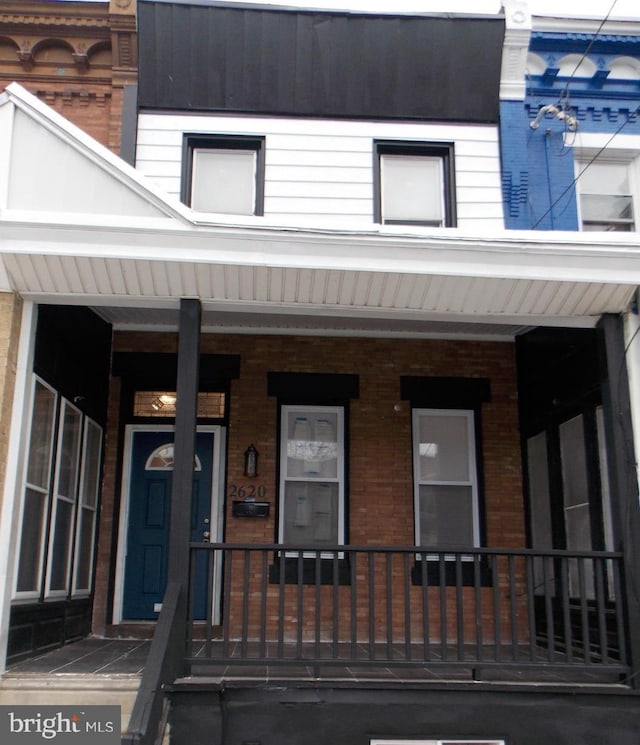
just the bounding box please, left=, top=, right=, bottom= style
left=0, top=0, right=137, bottom=155
left=23, top=86, right=115, bottom=150
left=95, top=331, right=525, bottom=640
left=0, top=293, right=23, bottom=515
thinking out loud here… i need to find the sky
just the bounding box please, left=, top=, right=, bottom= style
left=218, top=1, right=640, bottom=18
left=60, top=0, right=640, bottom=18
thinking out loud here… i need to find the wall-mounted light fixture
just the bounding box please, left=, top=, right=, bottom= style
left=244, top=444, right=259, bottom=478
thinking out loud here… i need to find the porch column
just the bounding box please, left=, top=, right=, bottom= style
left=599, top=313, right=640, bottom=688
left=167, top=298, right=201, bottom=602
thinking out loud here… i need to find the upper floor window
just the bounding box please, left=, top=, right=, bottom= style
left=577, top=158, right=637, bottom=232
left=374, top=141, right=456, bottom=227
left=182, top=134, right=265, bottom=216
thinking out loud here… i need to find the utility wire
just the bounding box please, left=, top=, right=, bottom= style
left=529, top=0, right=625, bottom=229
left=557, top=0, right=619, bottom=105
left=530, top=103, right=640, bottom=229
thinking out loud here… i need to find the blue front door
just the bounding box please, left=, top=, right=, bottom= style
left=122, top=430, right=214, bottom=620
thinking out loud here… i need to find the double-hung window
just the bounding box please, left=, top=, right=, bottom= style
left=577, top=158, right=637, bottom=231
left=412, top=409, right=480, bottom=551
left=182, top=134, right=265, bottom=216
left=278, top=405, right=345, bottom=549
left=375, top=141, right=456, bottom=227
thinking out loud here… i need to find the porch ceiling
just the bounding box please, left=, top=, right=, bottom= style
left=0, top=218, right=638, bottom=338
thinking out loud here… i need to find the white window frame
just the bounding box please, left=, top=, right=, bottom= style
left=45, top=398, right=83, bottom=599
left=13, top=376, right=58, bottom=601
left=14, top=376, right=104, bottom=603
left=375, top=140, right=456, bottom=227
left=575, top=155, right=638, bottom=231
left=72, top=417, right=103, bottom=597
left=183, top=134, right=265, bottom=216
left=571, top=133, right=640, bottom=233
left=278, top=404, right=345, bottom=554
left=412, top=408, right=480, bottom=554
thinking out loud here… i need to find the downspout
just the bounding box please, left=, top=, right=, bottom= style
left=623, top=293, right=640, bottom=499
left=543, top=130, right=555, bottom=230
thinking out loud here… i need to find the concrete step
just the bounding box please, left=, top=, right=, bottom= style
left=0, top=674, right=140, bottom=733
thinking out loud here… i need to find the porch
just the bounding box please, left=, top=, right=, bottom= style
left=4, top=542, right=633, bottom=744
left=182, top=543, right=629, bottom=684
left=4, top=541, right=631, bottom=689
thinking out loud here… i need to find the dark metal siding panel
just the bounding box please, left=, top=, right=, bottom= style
left=138, top=1, right=504, bottom=122
left=34, top=305, right=112, bottom=427
left=168, top=685, right=640, bottom=745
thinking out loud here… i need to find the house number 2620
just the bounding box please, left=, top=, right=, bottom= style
left=229, top=484, right=267, bottom=499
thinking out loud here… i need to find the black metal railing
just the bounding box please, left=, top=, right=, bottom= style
left=122, top=582, right=185, bottom=745
left=184, top=543, right=630, bottom=683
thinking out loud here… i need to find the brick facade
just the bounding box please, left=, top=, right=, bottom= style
left=0, top=293, right=22, bottom=514
left=0, top=0, right=137, bottom=154
left=94, top=331, right=525, bottom=639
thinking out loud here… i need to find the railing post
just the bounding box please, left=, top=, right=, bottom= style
left=598, top=314, right=640, bottom=687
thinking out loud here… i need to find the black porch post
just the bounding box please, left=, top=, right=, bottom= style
left=167, top=298, right=201, bottom=621
left=598, top=313, right=640, bottom=688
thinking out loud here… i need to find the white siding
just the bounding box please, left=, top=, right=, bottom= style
left=136, top=113, right=504, bottom=229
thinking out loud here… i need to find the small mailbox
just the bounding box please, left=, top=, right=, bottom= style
left=232, top=500, right=270, bottom=518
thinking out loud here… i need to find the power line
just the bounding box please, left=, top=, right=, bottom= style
left=530, top=103, right=640, bottom=229
left=528, top=0, right=626, bottom=229
left=558, top=0, right=619, bottom=105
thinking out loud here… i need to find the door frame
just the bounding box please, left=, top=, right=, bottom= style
left=112, top=424, right=225, bottom=624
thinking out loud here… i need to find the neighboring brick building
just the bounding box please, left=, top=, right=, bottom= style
left=0, top=0, right=136, bottom=543
left=0, top=0, right=137, bottom=154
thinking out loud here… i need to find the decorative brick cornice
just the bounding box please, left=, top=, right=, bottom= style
left=1, top=1, right=137, bottom=80
left=36, top=87, right=112, bottom=105
left=0, top=14, right=109, bottom=27
left=531, top=30, right=640, bottom=55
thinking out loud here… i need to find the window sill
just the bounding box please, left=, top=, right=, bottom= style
left=269, top=557, right=351, bottom=585
left=411, top=558, right=493, bottom=587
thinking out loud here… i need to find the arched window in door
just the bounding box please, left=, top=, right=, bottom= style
left=145, top=443, right=202, bottom=471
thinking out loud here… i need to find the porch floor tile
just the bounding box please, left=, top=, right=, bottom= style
left=5, top=638, right=151, bottom=676
left=3, top=636, right=628, bottom=688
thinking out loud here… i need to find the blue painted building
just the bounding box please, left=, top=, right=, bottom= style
left=500, top=6, right=640, bottom=231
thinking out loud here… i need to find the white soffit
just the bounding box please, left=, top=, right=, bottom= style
left=0, top=232, right=636, bottom=336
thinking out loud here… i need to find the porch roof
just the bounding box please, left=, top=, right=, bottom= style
left=1, top=83, right=639, bottom=339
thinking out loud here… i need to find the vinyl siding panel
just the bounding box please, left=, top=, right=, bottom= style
left=136, top=113, right=504, bottom=229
